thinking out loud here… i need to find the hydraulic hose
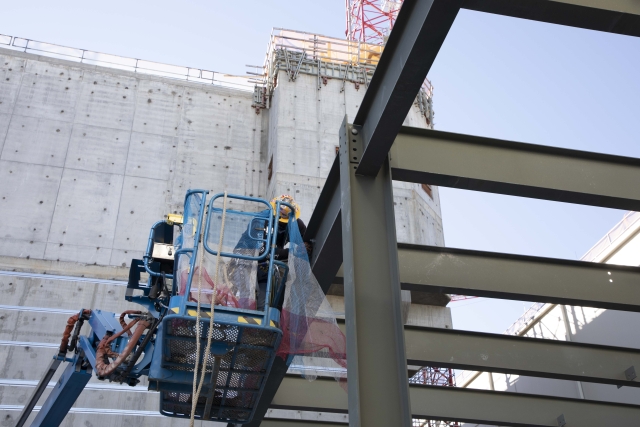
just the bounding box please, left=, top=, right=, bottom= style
left=119, top=310, right=143, bottom=337
left=59, top=309, right=92, bottom=354
left=95, top=317, right=151, bottom=377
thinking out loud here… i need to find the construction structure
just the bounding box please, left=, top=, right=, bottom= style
left=290, top=1, right=640, bottom=426
left=2, top=0, right=640, bottom=426
left=0, top=16, right=450, bottom=427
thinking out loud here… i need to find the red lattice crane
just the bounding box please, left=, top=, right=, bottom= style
left=345, top=0, right=403, bottom=44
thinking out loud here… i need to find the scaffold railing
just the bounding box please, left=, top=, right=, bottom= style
left=249, top=28, right=433, bottom=126
left=0, top=33, right=254, bottom=92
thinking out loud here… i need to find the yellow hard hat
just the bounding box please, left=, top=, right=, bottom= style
left=270, top=194, right=300, bottom=223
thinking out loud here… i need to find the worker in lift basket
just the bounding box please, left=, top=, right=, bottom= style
left=256, top=194, right=312, bottom=312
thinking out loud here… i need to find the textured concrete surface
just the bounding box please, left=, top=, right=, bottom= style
left=0, top=47, right=264, bottom=268
left=265, top=72, right=444, bottom=246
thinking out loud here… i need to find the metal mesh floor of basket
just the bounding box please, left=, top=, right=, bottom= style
left=159, top=315, right=282, bottom=423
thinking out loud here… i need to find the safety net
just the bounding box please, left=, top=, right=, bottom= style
left=277, top=218, right=347, bottom=382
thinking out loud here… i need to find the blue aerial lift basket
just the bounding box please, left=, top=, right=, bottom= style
left=16, top=190, right=295, bottom=426
left=148, top=190, right=289, bottom=423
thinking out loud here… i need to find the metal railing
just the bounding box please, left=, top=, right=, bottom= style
left=249, top=28, right=434, bottom=116
left=501, top=210, right=640, bottom=338
left=264, top=28, right=433, bottom=97
left=581, top=211, right=640, bottom=262
left=0, top=34, right=254, bottom=92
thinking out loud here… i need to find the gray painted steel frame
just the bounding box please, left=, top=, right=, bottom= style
left=328, top=319, right=640, bottom=388
left=404, top=326, right=640, bottom=388
left=338, top=118, right=411, bottom=427
left=354, top=0, right=640, bottom=178
left=394, top=244, right=640, bottom=312
left=294, top=0, right=640, bottom=425
left=271, top=377, right=640, bottom=427
left=410, top=385, right=640, bottom=427
left=390, top=127, right=640, bottom=211
left=463, top=0, right=640, bottom=38
left=353, top=0, right=462, bottom=176
left=307, top=123, right=640, bottom=293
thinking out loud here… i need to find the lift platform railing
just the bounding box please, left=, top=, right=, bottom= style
left=148, top=190, right=297, bottom=424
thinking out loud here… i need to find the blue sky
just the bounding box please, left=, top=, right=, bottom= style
left=4, top=1, right=639, bottom=333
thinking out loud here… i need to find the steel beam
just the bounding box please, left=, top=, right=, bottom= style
left=463, top=0, right=640, bottom=38
left=338, top=118, right=411, bottom=427
left=390, top=127, right=640, bottom=211
left=353, top=0, right=461, bottom=176
left=304, top=155, right=343, bottom=294
left=329, top=319, right=640, bottom=388
left=397, top=244, right=640, bottom=312
left=272, top=377, right=640, bottom=427
left=410, top=385, right=640, bottom=427
left=404, top=326, right=640, bottom=388
left=321, top=244, right=640, bottom=313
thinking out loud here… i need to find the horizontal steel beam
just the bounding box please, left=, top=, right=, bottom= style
left=308, top=126, right=640, bottom=300
left=330, top=319, right=640, bottom=388
left=404, top=326, right=640, bottom=388
left=272, top=377, right=640, bottom=427
left=394, top=244, right=640, bottom=312
left=463, top=0, right=640, bottom=38
left=354, top=0, right=461, bottom=176
left=390, top=127, right=640, bottom=211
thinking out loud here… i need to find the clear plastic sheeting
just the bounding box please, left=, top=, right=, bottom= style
left=192, top=208, right=271, bottom=310
left=182, top=193, right=203, bottom=250
left=188, top=252, right=254, bottom=310
left=174, top=193, right=203, bottom=297
left=175, top=252, right=192, bottom=298
left=277, top=218, right=347, bottom=383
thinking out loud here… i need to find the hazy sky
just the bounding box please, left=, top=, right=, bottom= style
left=4, top=1, right=639, bottom=333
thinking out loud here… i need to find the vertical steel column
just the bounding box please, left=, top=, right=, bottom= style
left=338, top=117, right=411, bottom=427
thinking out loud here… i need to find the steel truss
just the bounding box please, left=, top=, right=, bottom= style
left=287, top=1, right=640, bottom=427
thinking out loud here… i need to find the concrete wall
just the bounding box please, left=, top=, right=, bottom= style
left=266, top=72, right=444, bottom=246
left=0, top=47, right=264, bottom=268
